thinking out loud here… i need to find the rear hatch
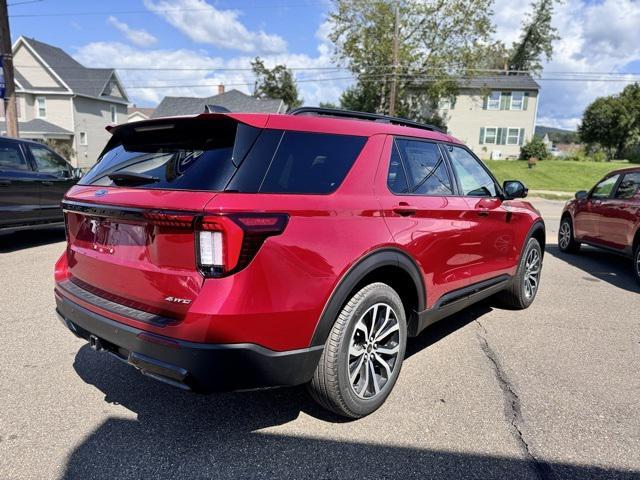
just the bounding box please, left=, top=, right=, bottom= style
left=63, top=114, right=268, bottom=319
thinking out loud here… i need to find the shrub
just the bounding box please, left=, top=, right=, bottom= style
left=564, top=148, right=607, bottom=162
left=519, top=137, right=549, bottom=161
left=622, top=144, right=640, bottom=164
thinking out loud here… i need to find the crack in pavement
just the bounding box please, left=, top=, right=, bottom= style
left=476, top=321, right=555, bottom=480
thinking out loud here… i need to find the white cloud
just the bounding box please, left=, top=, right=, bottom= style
left=493, top=0, right=640, bottom=129
left=107, top=16, right=158, bottom=48
left=73, top=40, right=350, bottom=107
left=143, top=0, right=287, bottom=54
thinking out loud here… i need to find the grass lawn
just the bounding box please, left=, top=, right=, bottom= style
left=484, top=160, right=632, bottom=193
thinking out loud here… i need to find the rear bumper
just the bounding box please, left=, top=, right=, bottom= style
left=55, top=294, right=323, bottom=393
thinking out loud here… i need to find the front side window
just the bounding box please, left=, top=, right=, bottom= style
left=30, top=145, right=70, bottom=177
left=511, top=91, right=524, bottom=110
left=36, top=97, right=46, bottom=118
left=507, top=128, right=520, bottom=145
left=484, top=127, right=497, bottom=144
left=448, top=146, right=497, bottom=197
left=591, top=175, right=619, bottom=199
left=487, top=91, right=501, bottom=110
left=0, top=140, right=29, bottom=171
left=389, top=139, right=453, bottom=195
left=614, top=172, right=640, bottom=199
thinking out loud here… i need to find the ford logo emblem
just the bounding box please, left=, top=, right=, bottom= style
left=95, top=189, right=108, bottom=197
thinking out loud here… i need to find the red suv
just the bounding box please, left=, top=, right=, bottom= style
left=54, top=108, right=545, bottom=418
left=559, top=166, right=640, bottom=283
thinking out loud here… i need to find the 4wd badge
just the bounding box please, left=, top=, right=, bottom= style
left=164, top=296, right=192, bottom=305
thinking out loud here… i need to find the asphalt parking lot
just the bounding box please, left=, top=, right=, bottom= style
left=1, top=198, right=638, bottom=480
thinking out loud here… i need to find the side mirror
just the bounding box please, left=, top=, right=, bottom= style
left=575, top=190, right=588, bottom=200
left=72, top=168, right=83, bottom=180
left=503, top=180, right=528, bottom=199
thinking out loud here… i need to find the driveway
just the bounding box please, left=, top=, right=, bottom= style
left=0, top=198, right=638, bottom=480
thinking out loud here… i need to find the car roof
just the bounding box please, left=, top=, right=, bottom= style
left=0, top=135, right=49, bottom=147
left=604, top=165, right=640, bottom=176
left=112, top=112, right=463, bottom=145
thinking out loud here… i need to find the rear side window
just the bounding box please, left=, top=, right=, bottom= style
left=0, top=140, right=29, bottom=171
left=80, top=118, right=366, bottom=194
left=390, top=139, right=453, bottom=195
left=614, top=172, right=640, bottom=199
left=259, top=131, right=366, bottom=194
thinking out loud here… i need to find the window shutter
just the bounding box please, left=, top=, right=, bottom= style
left=479, top=127, right=485, bottom=144
left=482, top=96, right=488, bottom=110
left=519, top=128, right=525, bottom=145
left=450, top=95, right=456, bottom=109
left=523, top=92, right=529, bottom=110
left=500, top=92, right=511, bottom=110
left=498, top=128, right=506, bottom=145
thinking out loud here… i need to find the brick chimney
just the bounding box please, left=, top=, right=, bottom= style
left=217, top=84, right=225, bottom=95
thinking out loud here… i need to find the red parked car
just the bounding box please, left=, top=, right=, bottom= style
left=559, top=166, right=640, bottom=283
left=54, top=108, right=545, bottom=418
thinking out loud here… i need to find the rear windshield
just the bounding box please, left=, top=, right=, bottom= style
left=80, top=117, right=367, bottom=194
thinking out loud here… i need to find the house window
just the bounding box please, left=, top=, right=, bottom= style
left=79, top=132, right=88, bottom=145
left=507, top=128, right=521, bottom=145
left=487, top=91, right=501, bottom=110
left=110, top=105, right=117, bottom=123
left=484, top=127, right=497, bottom=144
left=510, top=91, right=524, bottom=110
left=36, top=96, right=46, bottom=118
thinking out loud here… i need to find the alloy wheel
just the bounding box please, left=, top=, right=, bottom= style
left=559, top=221, right=571, bottom=250
left=524, top=247, right=541, bottom=299
left=348, top=303, right=401, bottom=399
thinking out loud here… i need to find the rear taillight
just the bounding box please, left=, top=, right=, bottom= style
left=196, top=213, right=288, bottom=277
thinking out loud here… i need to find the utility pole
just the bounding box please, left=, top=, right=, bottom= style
left=388, top=3, right=400, bottom=117
left=0, top=0, right=18, bottom=138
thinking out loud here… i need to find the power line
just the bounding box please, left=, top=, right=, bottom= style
left=7, top=0, right=44, bottom=6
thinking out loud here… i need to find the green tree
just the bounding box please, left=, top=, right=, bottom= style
left=578, top=87, right=640, bottom=160
left=509, top=0, right=559, bottom=74
left=519, top=136, right=549, bottom=160
left=328, top=0, right=496, bottom=119
left=251, top=57, right=302, bottom=109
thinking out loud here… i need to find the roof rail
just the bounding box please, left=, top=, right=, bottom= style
left=288, top=107, right=446, bottom=133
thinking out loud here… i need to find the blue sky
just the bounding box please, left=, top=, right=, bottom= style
left=9, top=0, right=640, bottom=129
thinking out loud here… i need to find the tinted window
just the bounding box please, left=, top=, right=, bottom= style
left=591, top=175, right=619, bottom=199
left=80, top=118, right=259, bottom=191
left=391, top=139, right=452, bottom=195
left=614, top=172, right=640, bottom=199
left=30, top=145, right=70, bottom=176
left=258, top=131, right=366, bottom=194
left=448, top=146, right=497, bottom=197
left=0, top=141, right=29, bottom=171
left=387, top=143, right=409, bottom=193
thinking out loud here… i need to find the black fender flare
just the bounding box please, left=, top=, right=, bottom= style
left=522, top=219, right=546, bottom=257
left=309, top=248, right=426, bottom=347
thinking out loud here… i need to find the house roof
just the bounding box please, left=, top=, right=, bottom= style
left=458, top=74, right=540, bottom=91
left=128, top=107, right=156, bottom=118
left=0, top=118, right=73, bottom=136
left=16, top=37, right=129, bottom=102
left=152, top=89, right=284, bottom=118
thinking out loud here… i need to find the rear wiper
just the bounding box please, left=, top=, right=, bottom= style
left=107, top=171, right=160, bottom=186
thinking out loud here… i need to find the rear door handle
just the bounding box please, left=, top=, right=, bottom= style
left=477, top=209, right=490, bottom=217
left=41, top=181, right=54, bottom=186
left=0, top=180, right=10, bottom=187
left=393, top=206, right=417, bottom=217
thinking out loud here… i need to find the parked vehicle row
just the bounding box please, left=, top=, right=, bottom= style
left=3, top=107, right=637, bottom=418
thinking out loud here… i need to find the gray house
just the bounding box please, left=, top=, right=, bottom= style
left=3, top=36, right=129, bottom=168
left=153, top=86, right=285, bottom=118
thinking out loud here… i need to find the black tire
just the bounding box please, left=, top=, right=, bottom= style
left=499, top=237, right=542, bottom=310
left=308, top=282, right=407, bottom=419
left=634, top=242, right=640, bottom=285
left=558, top=216, right=581, bottom=253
